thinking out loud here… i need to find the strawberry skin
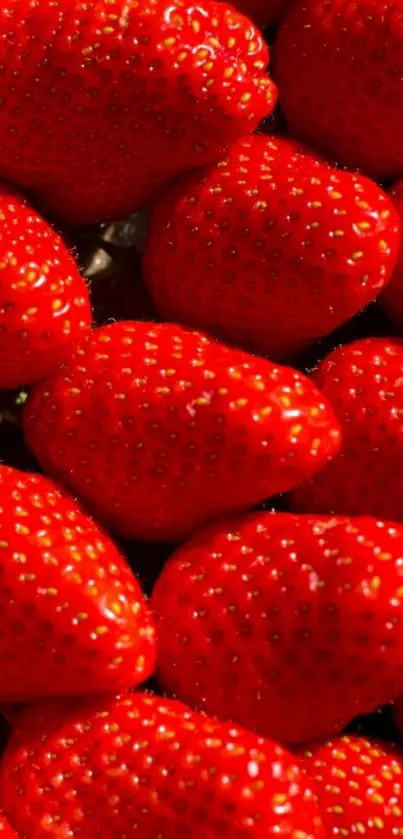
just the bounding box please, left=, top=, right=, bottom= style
left=144, top=135, right=399, bottom=360
left=23, top=321, right=341, bottom=543
left=0, top=692, right=325, bottom=838
left=0, top=0, right=275, bottom=225
left=0, top=464, right=155, bottom=702
left=300, top=735, right=403, bottom=836
left=0, top=185, right=91, bottom=390
left=151, top=510, right=403, bottom=745
left=380, top=181, right=403, bottom=328
left=274, top=0, right=403, bottom=181
left=0, top=816, right=18, bottom=839
left=290, top=338, right=403, bottom=519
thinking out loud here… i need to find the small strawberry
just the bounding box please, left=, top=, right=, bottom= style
left=274, top=0, right=403, bottom=181
left=23, top=321, right=340, bottom=543
left=0, top=0, right=276, bottom=225
left=151, top=510, right=403, bottom=745
left=290, top=338, right=403, bottom=519
left=0, top=692, right=325, bottom=838
left=143, top=135, right=399, bottom=361
left=380, top=181, right=403, bottom=328
left=0, top=185, right=91, bottom=390
left=0, top=464, right=155, bottom=702
left=0, top=817, right=18, bottom=838
left=300, top=735, right=403, bottom=836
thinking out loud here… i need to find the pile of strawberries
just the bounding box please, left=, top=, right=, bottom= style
left=2, top=0, right=403, bottom=835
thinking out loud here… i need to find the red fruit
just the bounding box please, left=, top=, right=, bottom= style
left=143, top=135, right=399, bottom=360
left=0, top=186, right=91, bottom=390
left=300, top=735, right=403, bottom=836
left=0, top=0, right=276, bottom=226
left=0, top=692, right=325, bottom=838
left=290, top=338, right=403, bottom=519
left=0, top=464, right=155, bottom=702
left=0, top=816, right=18, bottom=838
left=274, top=0, right=403, bottom=181
left=23, top=320, right=340, bottom=543
left=151, top=510, right=403, bottom=745
left=380, top=181, right=403, bottom=328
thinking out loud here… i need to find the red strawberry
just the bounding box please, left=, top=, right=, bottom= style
left=300, top=735, right=403, bottom=837
left=290, top=338, right=403, bottom=519
left=143, top=135, right=399, bottom=361
left=380, top=181, right=403, bottom=328
left=0, top=817, right=18, bottom=838
left=0, top=464, right=155, bottom=702
left=151, top=510, right=403, bottom=745
left=0, top=0, right=276, bottom=226
left=0, top=185, right=91, bottom=390
left=23, top=320, right=340, bottom=543
left=274, top=0, right=403, bottom=181
left=0, top=692, right=325, bottom=838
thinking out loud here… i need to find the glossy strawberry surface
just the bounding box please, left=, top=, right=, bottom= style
left=0, top=692, right=325, bottom=838
left=300, top=735, right=403, bottom=836
left=291, top=338, right=403, bottom=519
left=0, top=464, right=155, bottom=702
left=152, top=511, right=403, bottom=744
left=144, top=135, right=399, bottom=360
left=0, top=0, right=275, bottom=225
left=23, top=321, right=340, bottom=543
left=0, top=185, right=91, bottom=389
left=274, top=0, right=403, bottom=181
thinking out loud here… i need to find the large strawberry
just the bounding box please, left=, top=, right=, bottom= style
left=0, top=0, right=275, bottom=226
left=300, top=735, right=403, bottom=836
left=380, top=181, right=403, bottom=328
left=23, top=321, right=341, bottom=543
left=0, top=185, right=91, bottom=390
left=290, top=338, right=403, bottom=519
left=274, top=0, right=403, bottom=181
left=0, top=692, right=325, bottom=838
left=143, top=135, right=399, bottom=361
left=0, top=464, right=155, bottom=702
left=0, top=817, right=18, bottom=838
left=151, top=510, right=403, bottom=745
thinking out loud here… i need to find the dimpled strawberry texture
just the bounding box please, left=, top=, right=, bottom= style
left=0, top=185, right=91, bottom=390
left=274, top=0, right=403, bottom=181
left=291, top=338, right=403, bottom=520
left=151, top=511, right=403, bottom=745
left=0, top=693, right=325, bottom=839
left=23, top=321, right=341, bottom=543
left=144, top=135, right=400, bottom=361
left=380, top=181, right=403, bottom=328
left=0, top=816, right=18, bottom=839
left=0, top=0, right=275, bottom=225
left=300, top=736, right=403, bottom=836
left=0, top=465, right=156, bottom=702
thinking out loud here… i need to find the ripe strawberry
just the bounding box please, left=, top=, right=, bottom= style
left=0, top=464, right=155, bottom=702
left=151, top=510, right=403, bottom=745
left=0, top=185, right=91, bottom=390
left=290, top=338, right=403, bottom=519
left=0, top=692, right=325, bottom=838
left=380, top=181, right=403, bottom=328
left=23, top=320, right=341, bottom=543
left=0, top=817, right=18, bottom=838
left=0, top=0, right=276, bottom=226
left=274, top=0, right=403, bottom=181
left=143, top=135, right=399, bottom=361
left=300, top=735, right=403, bottom=836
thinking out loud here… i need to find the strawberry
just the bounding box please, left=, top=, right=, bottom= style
left=0, top=464, right=155, bottom=702
left=151, top=510, right=403, bottom=745
left=274, top=0, right=403, bottom=181
left=143, top=135, right=399, bottom=361
left=380, top=181, right=403, bottom=328
left=0, top=185, right=91, bottom=390
left=0, top=817, right=18, bottom=838
left=290, top=338, right=403, bottom=519
left=23, top=320, right=341, bottom=543
left=300, top=735, right=403, bottom=836
left=0, top=692, right=325, bottom=838
left=0, top=0, right=276, bottom=226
